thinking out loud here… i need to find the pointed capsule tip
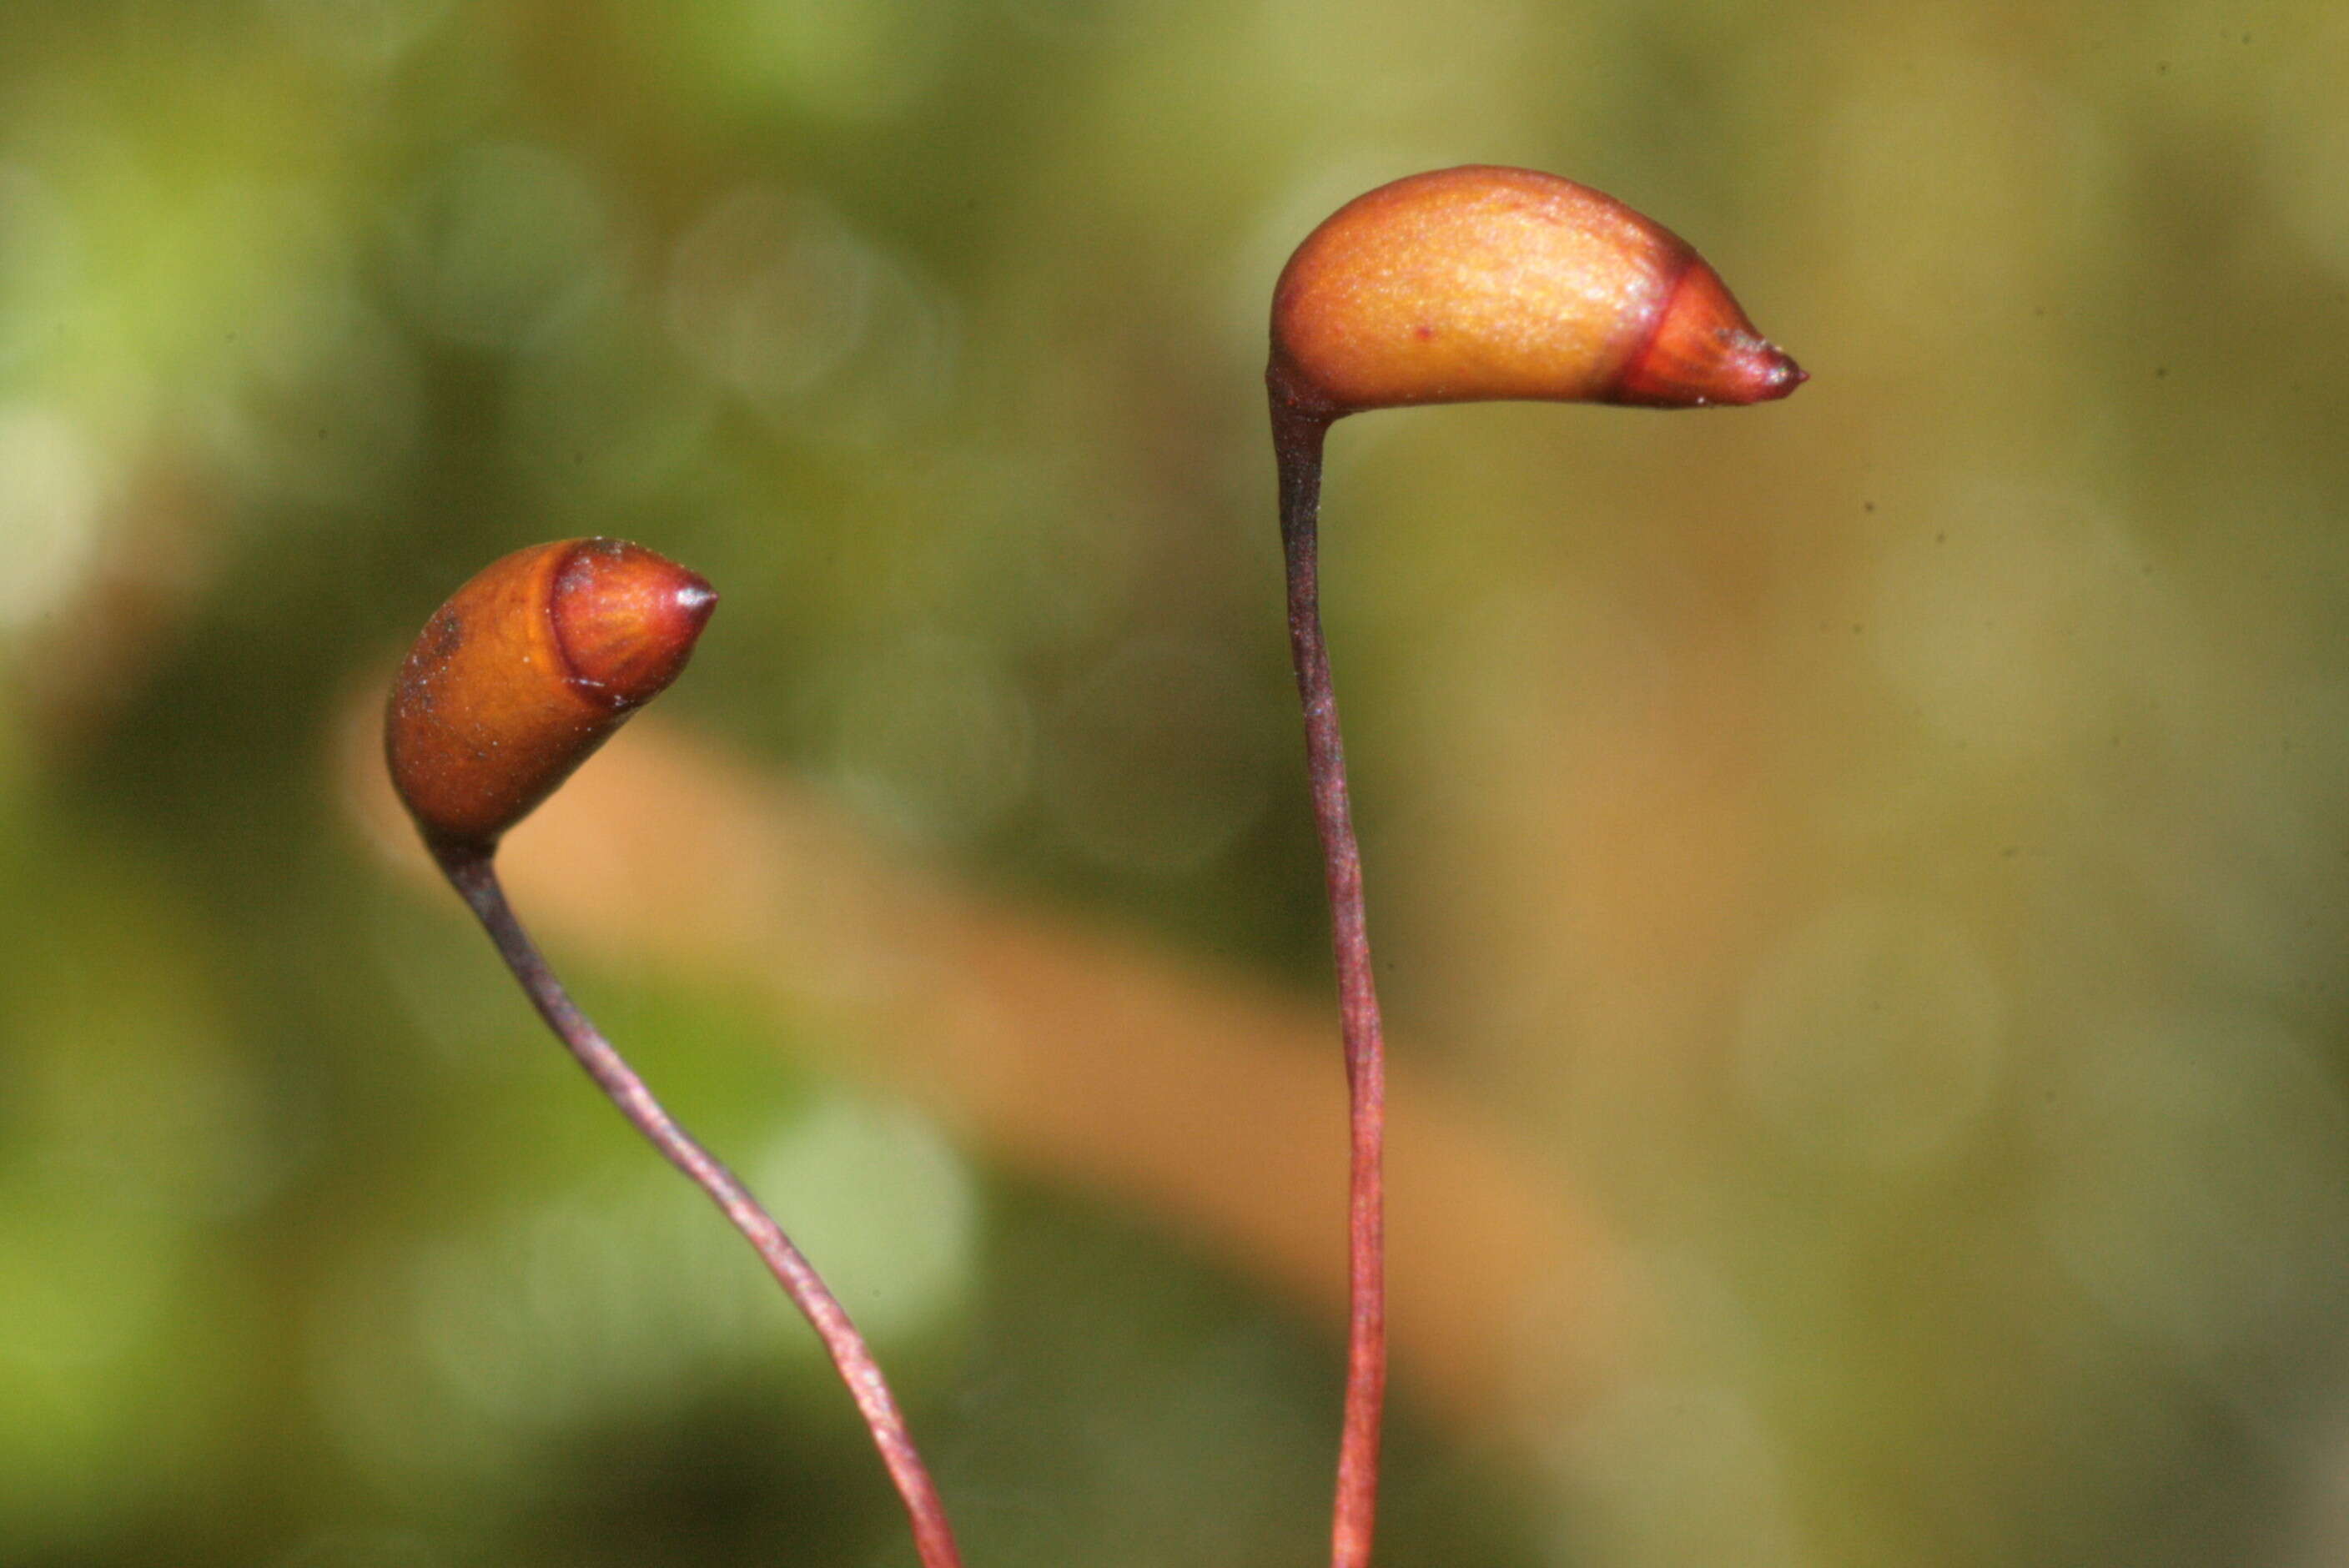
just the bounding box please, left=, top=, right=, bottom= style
left=552, top=540, right=719, bottom=706
left=1611, top=258, right=1807, bottom=409
left=1754, top=347, right=1807, bottom=401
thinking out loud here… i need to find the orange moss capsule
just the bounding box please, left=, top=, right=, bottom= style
left=1269, top=165, right=1803, bottom=418
left=385, top=538, right=717, bottom=856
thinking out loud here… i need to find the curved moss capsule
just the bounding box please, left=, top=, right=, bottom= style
left=1270, top=165, right=1803, bottom=418
left=385, top=538, right=717, bottom=856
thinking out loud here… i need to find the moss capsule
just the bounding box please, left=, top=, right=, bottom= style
left=385, top=538, right=717, bottom=856
left=1270, top=164, right=1803, bottom=418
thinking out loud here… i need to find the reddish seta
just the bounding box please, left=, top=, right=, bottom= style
left=384, top=539, right=965, bottom=1568
left=1265, top=164, right=1803, bottom=1568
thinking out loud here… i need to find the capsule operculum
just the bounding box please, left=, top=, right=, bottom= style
left=1610, top=256, right=1804, bottom=409
left=549, top=538, right=717, bottom=709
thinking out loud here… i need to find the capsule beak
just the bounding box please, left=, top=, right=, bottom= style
left=1750, top=347, right=1807, bottom=402
left=1610, top=255, right=1808, bottom=409
left=552, top=540, right=721, bottom=707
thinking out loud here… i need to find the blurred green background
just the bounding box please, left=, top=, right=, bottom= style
left=7, top=1, right=2349, bottom=1565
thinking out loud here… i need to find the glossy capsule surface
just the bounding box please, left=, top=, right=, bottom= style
left=1270, top=165, right=1803, bottom=416
left=385, top=538, right=717, bottom=854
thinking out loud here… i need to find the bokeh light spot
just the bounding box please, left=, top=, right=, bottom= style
left=751, top=1093, right=978, bottom=1344
left=2036, top=1010, right=2349, bottom=1362
left=0, top=406, right=103, bottom=632
left=394, top=143, right=611, bottom=350
left=1734, top=897, right=2006, bottom=1173
left=664, top=183, right=960, bottom=442
left=807, top=631, right=1035, bottom=842
left=1043, top=639, right=1270, bottom=875
left=266, top=0, right=455, bottom=69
